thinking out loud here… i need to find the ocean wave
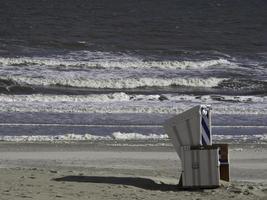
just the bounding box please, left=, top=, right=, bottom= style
left=0, top=93, right=266, bottom=114
left=0, top=93, right=265, bottom=104
left=217, top=79, right=267, bottom=91
left=1, top=77, right=266, bottom=96
left=1, top=76, right=225, bottom=89
left=112, top=132, right=168, bottom=140
left=0, top=133, right=167, bottom=142
left=212, top=134, right=267, bottom=143
left=0, top=56, right=233, bottom=70
left=0, top=132, right=266, bottom=143
left=0, top=93, right=134, bottom=102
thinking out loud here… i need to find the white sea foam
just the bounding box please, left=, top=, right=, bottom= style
left=167, top=94, right=267, bottom=103
left=0, top=133, right=167, bottom=142
left=0, top=93, right=132, bottom=103
left=0, top=93, right=266, bottom=114
left=2, top=76, right=225, bottom=88
left=212, top=134, right=267, bottom=143
left=0, top=93, right=265, bottom=104
left=0, top=56, right=233, bottom=70
left=112, top=132, right=168, bottom=140
left=0, top=133, right=266, bottom=143
left=0, top=134, right=111, bottom=142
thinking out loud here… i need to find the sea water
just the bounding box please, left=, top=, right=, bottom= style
left=0, top=0, right=266, bottom=142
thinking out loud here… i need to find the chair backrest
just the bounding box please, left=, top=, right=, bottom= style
left=164, top=105, right=212, bottom=157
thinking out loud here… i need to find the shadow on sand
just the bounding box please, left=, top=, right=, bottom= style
left=53, top=176, right=182, bottom=191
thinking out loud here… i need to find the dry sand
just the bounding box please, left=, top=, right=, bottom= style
left=0, top=141, right=266, bottom=200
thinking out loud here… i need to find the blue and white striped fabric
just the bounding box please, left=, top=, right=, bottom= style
left=201, top=107, right=211, bottom=145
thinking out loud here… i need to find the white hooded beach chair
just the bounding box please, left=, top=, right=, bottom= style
left=164, top=105, right=229, bottom=188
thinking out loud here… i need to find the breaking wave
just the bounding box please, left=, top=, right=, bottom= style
left=0, top=56, right=233, bottom=70
left=0, top=93, right=266, bottom=104
left=0, top=93, right=266, bottom=114
left=0, top=76, right=225, bottom=89
left=0, top=132, right=266, bottom=143
left=0, top=132, right=168, bottom=142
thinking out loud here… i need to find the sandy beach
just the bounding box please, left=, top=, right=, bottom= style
left=1, top=0, right=267, bottom=200
left=0, top=141, right=266, bottom=200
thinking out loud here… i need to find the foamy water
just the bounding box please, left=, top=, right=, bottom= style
left=1, top=75, right=226, bottom=89
left=0, top=132, right=266, bottom=143
left=0, top=56, right=233, bottom=70
left=0, top=93, right=265, bottom=103
left=0, top=93, right=266, bottom=114
left=0, top=0, right=266, bottom=141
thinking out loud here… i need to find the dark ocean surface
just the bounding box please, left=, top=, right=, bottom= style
left=0, top=0, right=266, bottom=139
left=1, top=0, right=267, bottom=54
